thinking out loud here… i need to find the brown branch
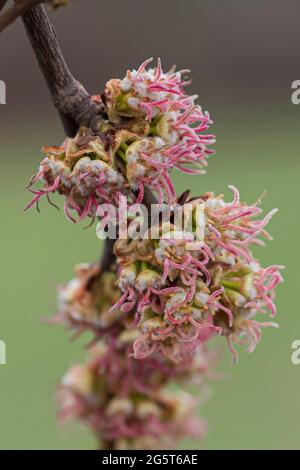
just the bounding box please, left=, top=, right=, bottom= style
left=0, top=0, right=8, bottom=12
left=99, top=186, right=158, bottom=271
left=22, top=5, right=104, bottom=136
left=0, top=0, right=49, bottom=33
left=0, top=2, right=102, bottom=136
left=100, top=238, right=116, bottom=272
left=0, top=0, right=70, bottom=32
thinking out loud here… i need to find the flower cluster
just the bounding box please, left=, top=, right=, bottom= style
left=55, top=263, right=123, bottom=335
left=113, top=187, right=283, bottom=363
left=105, top=58, right=215, bottom=202
left=29, top=59, right=283, bottom=449
left=27, top=59, right=215, bottom=219
left=54, top=185, right=282, bottom=446
left=26, top=130, right=127, bottom=223
left=55, top=260, right=220, bottom=448
left=58, top=339, right=209, bottom=450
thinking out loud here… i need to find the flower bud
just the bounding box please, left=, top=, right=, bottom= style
left=107, top=398, right=134, bottom=417
left=136, top=401, right=161, bottom=419
left=118, top=263, right=137, bottom=288
left=62, top=365, right=94, bottom=397
left=140, top=317, right=165, bottom=333
left=136, top=268, right=162, bottom=292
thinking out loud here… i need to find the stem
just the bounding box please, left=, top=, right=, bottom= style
left=100, top=238, right=116, bottom=272
left=22, top=4, right=104, bottom=136
left=0, top=0, right=48, bottom=33
left=0, top=0, right=7, bottom=13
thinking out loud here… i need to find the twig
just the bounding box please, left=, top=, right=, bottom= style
left=0, top=0, right=49, bottom=33
left=100, top=238, right=116, bottom=272
left=22, top=5, right=104, bottom=136
left=0, top=0, right=8, bottom=13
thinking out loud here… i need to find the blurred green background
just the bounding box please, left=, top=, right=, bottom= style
left=0, top=0, right=300, bottom=450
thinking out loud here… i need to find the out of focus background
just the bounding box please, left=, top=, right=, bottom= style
left=0, top=0, right=299, bottom=449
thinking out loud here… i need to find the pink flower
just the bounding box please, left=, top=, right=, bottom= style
left=113, top=189, right=283, bottom=363
left=202, top=185, right=278, bottom=263
left=26, top=131, right=127, bottom=223
left=32, top=58, right=283, bottom=449
left=214, top=261, right=283, bottom=362
left=108, top=58, right=215, bottom=202
left=27, top=59, right=215, bottom=217
left=54, top=263, right=123, bottom=338
left=58, top=341, right=208, bottom=449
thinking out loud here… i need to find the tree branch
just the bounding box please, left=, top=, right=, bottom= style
left=22, top=4, right=104, bottom=136
left=0, top=0, right=8, bottom=13
left=100, top=238, right=116, bottom=272
left=0, top=1, right=70, bottom=32
left=0, top=0, right=49, bottom=33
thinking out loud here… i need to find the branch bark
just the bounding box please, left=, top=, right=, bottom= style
left=0, top=1, right=70, bottom=33
left=22, top=4, right=104, bottom=136
left=0, top=0, right=49, bottom=33
left=100, top=238, right=116, bottom=272
left=0, top=0, right=8, bottom=13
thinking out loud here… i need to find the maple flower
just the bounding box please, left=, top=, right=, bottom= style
left=26, top=129, right=127, bottom=222
left=27, top=59, right=215, bottom=217
left=113, top=188, right=283, bottom=362
left=58, top=342, right=207, bottom=449
left=23, top=38, right=283, bottom=448
left=107, top=58, right=215, bottom=202
left=212, top=260, right=283, bottom=362
left=55, top=263, right=123, bottom=336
